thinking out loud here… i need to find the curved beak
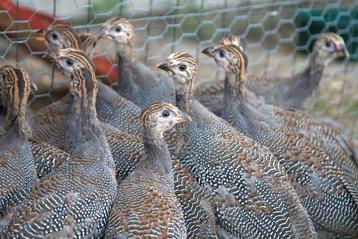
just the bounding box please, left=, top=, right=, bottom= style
left=175, top=111, right=192, bottom=123
left=336, top=44, right=349, bottom=58
left=156, top=60, right=171, bottom=72
left=95, top=28, right=113, bottom=40
left=201, top=47, right=214, bottom=56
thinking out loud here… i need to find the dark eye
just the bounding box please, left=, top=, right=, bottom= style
left=325, top=41, right=332, bottom=48
left=219, top=50, right=225, bottom=57
left=115, top=26, right=122, bottom=32
left=51, top=32, right=58, bottom=40
left=162, top=109, right=170, bottom=118
left=65, top=59, right=74, bottom=66
left=178, top=64, right=186, bottom=71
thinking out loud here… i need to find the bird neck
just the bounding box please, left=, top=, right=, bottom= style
left=142, top=128, right=172, bottom=175
left=306, top=51, right=325, bottom=87
left=65, top=68, right=100, bottom=151
left=115, top=43, right=132, bottom=61
left=175, top=75, right=195, bottom=115
left=222, top=70, right=247, bottom=123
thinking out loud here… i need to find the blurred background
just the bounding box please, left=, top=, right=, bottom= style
left=0, top=0, right=357, bottom=139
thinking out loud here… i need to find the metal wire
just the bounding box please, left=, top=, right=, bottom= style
left=0, top=0, right=357, bottom=139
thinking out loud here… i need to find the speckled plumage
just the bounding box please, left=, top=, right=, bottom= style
left=31, top=24, right=142, bottom=149
left=105, top=102, right=188, bottom=239
left=203, top=42, right=358, bottom=238
left=196, top=33, right=348, bottom=114
left=1, top=49, right=117, bottom=238
left=0, top=65, right=38, bottom=216
left=157, top=52, right=317, bottom=238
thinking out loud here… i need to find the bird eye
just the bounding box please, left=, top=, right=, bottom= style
left=162, top=109, right=170, bottom=118
left=178, top=64, right=186, bottom=71
left=325, top=41, right=332, bottom=48
left=115, top=26, right=122, bottom=33
left=51, top=32, right=59, bottom=40
left=65, top=59, right=74, bottom=66
left=219, top=50, right=225, bottom=58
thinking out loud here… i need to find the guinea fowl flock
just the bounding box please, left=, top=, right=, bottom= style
left=0, top=16, right=357, bottom=239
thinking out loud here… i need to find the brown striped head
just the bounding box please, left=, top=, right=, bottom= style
left=219, top=35, right=244, bottom=51
left=0, top=65, right=30, bottom=134
left=45, top=24, right=81, bottom=53
left=97, top=17, right=134, bottom=46
left=313, top=32, right=349, bottom=65
left=51, top=48, right=97, bottom=98
left=140, top=102, right=191, bottom=136
left=202, top=43, right=248, bottom=79
left=156, top=51, right=198, bottom=86
left=78, top=32, right=98, bottom=55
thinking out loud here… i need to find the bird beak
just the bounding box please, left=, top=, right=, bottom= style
left=156, top=60, right=171, bottom=72
left=175, top=111, right=192, bottom=123
left=336, top=44, right=349, bottom=58
left=95, top=28, right=113, bottom=40
left=30, top=81, right=38, bottom=92
left=201, top=47, right=214, bottom=56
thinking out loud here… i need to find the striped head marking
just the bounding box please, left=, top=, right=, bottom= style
left=78, top=33, right=98, bottom=55
left=98, top=17, right=134, bottom=45
left=140, top=102, right=191, bottom=136
left=202, top=43, right=248, bottom=78
left=45, top=24, right=81, bottom=52
left=0, top=65, right=30, bottom=134
left=313, top=32, right=349, bottom=65
left=156, top=51, right=198, bottom=85
left=0, top=65, right=30, bottom=107
left=52, top=48, right=93, bottom=76
left=219, top=35, right=243, bottom=51
left=52, top=48, right=97, bottom=97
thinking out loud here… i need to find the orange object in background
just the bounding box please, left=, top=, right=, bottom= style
left=0, top=0, right=118, bottom=82
left=0, top=0, right=68, bottom=29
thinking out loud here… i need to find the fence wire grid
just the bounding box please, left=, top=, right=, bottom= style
left=0, top=0, right=357, bottom=139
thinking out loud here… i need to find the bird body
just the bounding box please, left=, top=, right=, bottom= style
left=1, top=49, right=117, bottom=238
left=105, top=102, right=189, bottom=239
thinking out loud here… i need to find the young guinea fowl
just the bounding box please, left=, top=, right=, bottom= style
left=1, top=49, right=117, bottom=238
left=202, top=42, right=358, bottom=238
left=105, top=102, right=190, bottom=238
left=31, top=24, right=141, bottom=150
left=157, top=52, right=317, bottom=238
left=0, top=65, right=38, bottom=215
left=97, top=17, right=176, bottom=108
left=196, top=33, right=349, bottom=113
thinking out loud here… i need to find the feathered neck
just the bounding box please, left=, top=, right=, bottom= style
left=222, top=63, right=248, bottom=124
left=141, top=127, right=172, bottom=176
left=115, top=42, right=133, bottom=62
left=65, top=67, right=100, bottom=152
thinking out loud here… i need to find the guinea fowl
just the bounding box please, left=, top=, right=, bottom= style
left=31, top=24, right=141, bottom=150
left=105, top=102, right=189, bottom=238
left=97, top=17, right=176, bottom=108
left=202, top=42, right=358, bottom=238
left=196, top=33, right=349, bottom=113
left=0, top=65, right=37, bottom=215
left=1, top=49, right=117, bottom=238
left=157, top=52, right=317, bottom=238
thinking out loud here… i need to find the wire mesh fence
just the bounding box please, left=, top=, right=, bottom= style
left=0, top=0, right=357, bottom=139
